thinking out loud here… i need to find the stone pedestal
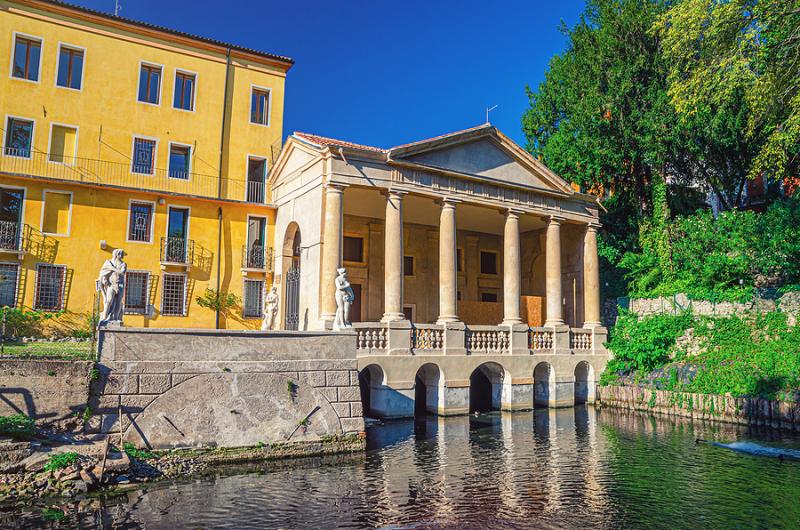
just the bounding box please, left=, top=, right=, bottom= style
left=442, top=321, right=467, bottom=355
left=508, top=323, right=529, bottom=355
left=387, top=319, right=412, bottom=355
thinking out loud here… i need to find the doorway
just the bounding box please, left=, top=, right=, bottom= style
left=166, top=207, right=189, bottom=262
left=284, top=226, right=301, bottom=330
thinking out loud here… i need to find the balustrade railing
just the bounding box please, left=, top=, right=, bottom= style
left=528, top=327, right=555, bottom=352
left=355, top=325, right=388, bottom=351
left=570, top=329, right=593, bottom=351
left=246, top=180, right=266, bottom=204
left=466, top=326, right=510, bottom=353
left=160, top=237, right=194, bottom=265
left=411, top=325, right=444, bottom=350
left=242, top=244, right=274, bottom=271
left=0, top=221, right=22, bottom=251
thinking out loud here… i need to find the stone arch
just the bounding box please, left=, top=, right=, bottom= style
left=533, top=361, right=556, bottom=408
left=414, top=363, right=444, bottom=417
left=358, top=364, right=386, bottom=418
left=469, top=361, right=511, bottom=413
left=281, top=222, right=302, bottom=330
left=574, top=361, right=595, bottom=404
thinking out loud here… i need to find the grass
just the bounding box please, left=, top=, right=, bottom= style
left=0, top=341, right=93, bottom=360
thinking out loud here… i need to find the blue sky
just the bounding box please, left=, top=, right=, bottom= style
left=72, top=0, right=584, bottom=148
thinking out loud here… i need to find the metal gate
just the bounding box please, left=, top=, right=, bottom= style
left=284, top=267, right=301, bottom=330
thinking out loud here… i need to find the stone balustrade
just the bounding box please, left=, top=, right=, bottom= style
left=570, top=328, right=593, bottom=351
left=528, top=327, right=555, bottom=352
left=411, top=325, right=444, bottom=351
left=354, top=325, right=388, bottom=352
left=466, top=326, right=510, bottom=354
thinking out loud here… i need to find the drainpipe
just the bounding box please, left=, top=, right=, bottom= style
left=215, top=47, right=232, bottom=329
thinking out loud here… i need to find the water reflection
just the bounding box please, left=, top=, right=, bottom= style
left=3, top=407, right=800, bottom=529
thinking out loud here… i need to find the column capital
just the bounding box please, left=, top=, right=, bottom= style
left=586, top=221, right=602, bottom=232
left=438, top=197, right=462, bottom=208
left=324, top=181, right=348, bottom=194
left=384, top=188, right=408, bottom=199
left=547, top=214, right=566, bottom=225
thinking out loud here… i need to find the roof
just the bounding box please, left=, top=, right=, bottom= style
left=20, top=0, right=294, bottom=67
left=293, top=132, right=386, bottom=153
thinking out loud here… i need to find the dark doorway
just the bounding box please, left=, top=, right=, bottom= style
left=414, top=375, right=427, bottom=417
left=350, top=283, right=362, bottom=323
left=469, top=368, right=493, bottom=413
left=284, top=228, right=301, bottom=330
left=359, top=370, right=372, bottom=417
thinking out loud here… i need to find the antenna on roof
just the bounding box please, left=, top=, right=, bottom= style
left=485, top=105, right=498, bottom=124
left=114, top=0, right=122, bottom=16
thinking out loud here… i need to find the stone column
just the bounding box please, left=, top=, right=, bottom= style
left=502, top=209, right=523, bottom=325
left=545, top=215, right=565, bottom=326
left=437, top=199, right=460, bottom=323
left=382, top=190, right=406, bottom=321
left=583, top=223, right=602, bottom=328
left=320, top=183, right=346, bottom=324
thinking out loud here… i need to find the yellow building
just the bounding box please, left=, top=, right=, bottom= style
left=0, top=0, right=292, bottom=331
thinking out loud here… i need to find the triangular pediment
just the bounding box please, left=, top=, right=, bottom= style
left=389, top=127, right=574, bottom=194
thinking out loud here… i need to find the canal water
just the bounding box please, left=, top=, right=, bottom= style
left=3, top=406, right=800, bottom=529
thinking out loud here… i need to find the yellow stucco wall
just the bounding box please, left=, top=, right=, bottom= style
left=0, top=1, right=288, bottom=330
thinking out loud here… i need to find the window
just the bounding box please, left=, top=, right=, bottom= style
left=480, top=251, right=498, bottom=275
left=161, top=273, right=186, bottom=316
left=0, top=187, right=23, bottom=251
left=456, top=248, right=464, bottom=272
left=56, top=46, right=84, bottom=90
left=481, top=292, right=498, bottom=303
left=124, top=271, right=150, bottom=314
left=246, top=157, right=267, bottom=203
left=403, top=255, right=414, bottom=276
left=0, top=263, right=20, bottom=307
left=250, top=87, right=270, bottom=125
left=168, top=144, right=191, bottom=179
left=34, top=264, right=66, bottom=311
left=402, top=305, right=414, bottom=321
left=132, top=137, right=156, bottom=174
left=4, top=117, right=34, bottom=158
left=41, top=191, right=72, bottom=236
left=343, top=236, right=364, bottom=263
left=128, top=201, right=153, bottom=242
left=49, top=125, right=77, bottom=164
left=173, top=71, right=195, bottom=110
left=138, top=63, right=161, bottom=104
left=243, top=279, right=264, bottom=318
left=12, top=35, right=41, bottom=81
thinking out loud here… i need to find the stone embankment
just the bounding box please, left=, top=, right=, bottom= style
left=598, top=385, right=800, bottom=431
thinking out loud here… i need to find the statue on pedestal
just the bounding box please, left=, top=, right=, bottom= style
left=98, top=248, right=127, bottom=326
left=261, top=285, right=279, bottom=330
left=333, top=267, right=354, bottom=331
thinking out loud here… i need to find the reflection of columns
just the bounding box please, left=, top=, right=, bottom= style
left=583, top=223, right=602, bottom=327
left=502, top=210, right=522, bottom=325
left=320, top=183, right=345, bottom=323
left=545, top=216, right=564, bottom=326
left=437, top=199, right=460, bottom=323
left=383, top=190, right=406, bottom=321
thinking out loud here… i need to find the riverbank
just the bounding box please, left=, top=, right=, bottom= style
left=598, top=384, right=800, bottom=431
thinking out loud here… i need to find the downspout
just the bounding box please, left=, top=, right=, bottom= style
left=215, top=46, right=232, bottom=329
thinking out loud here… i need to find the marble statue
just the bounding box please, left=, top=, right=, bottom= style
left=98, top=248, right=127, bottom=326
left=333, top=267, right=354, bottom=331
left=261, top=285, right=279, bottom=330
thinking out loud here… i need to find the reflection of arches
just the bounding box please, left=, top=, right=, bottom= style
left=358, top=364, right=386, bottom=418
left=574, top=361, right=595, bottom=404
left=414, top=363, right=443, bottom=417
left=534, top=362, right=555, bottom=408
left=282, top=223, right=301, bottom=330
left=469, top=362, right=510, bottom=413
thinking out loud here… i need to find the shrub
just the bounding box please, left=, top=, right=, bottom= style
left=123, top=442, right=155, bottom=460
left=44, top=451, right=79, bottom=472
left=0, top=414, right=35, bottom=438
left=195, top=288, right=239, bottom=314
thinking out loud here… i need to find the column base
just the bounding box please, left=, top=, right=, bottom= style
left=381, top=313, right=407, bottom=323
left=582, top=321, right=603, bottom=328
left=436, top=315, right=461, bottom=325
left=501, top=318, right=524, bottom=326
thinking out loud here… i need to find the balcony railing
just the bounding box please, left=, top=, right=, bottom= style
left=242, top=244, right=274, bottom=271
left=246, top=180, right=266, bottom=204
left=160, top=237, right=194, bottom=265
left=0, top=148, right=262, bottom=203
left=0, top=221, right=22, bottom=252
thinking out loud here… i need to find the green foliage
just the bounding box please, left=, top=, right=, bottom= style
left=0, top=414, right=35, bottom=438
left=0, top=308, right=61, bottom=338
left=0, top=341, right=93, bottom=360
left=123, top=442, right=155, bottom=460
left=195, top=288, right=240, bottom=314
left=41, top=508, right=66, bottom=522
left=44, top=452, right=79, bottom=472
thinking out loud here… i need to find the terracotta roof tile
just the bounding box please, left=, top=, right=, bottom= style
left=293, top=132, right=386, bottom=152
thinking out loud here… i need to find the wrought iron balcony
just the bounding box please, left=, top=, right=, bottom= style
left=242, top=244, right=274, bottom=271
left=160, top=237, right=194, bottom=266
left=0, top=221, right=25, bottom=254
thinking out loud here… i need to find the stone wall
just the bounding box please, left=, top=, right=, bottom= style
left=91, top=328, right=365, bottom=449
left=0, top=359, right=93, bottom=429
left=598, top=385, right=800, bottom=431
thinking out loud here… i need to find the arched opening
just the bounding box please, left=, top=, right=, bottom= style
left=282, top=223, right=301, bottom=330
left=534, top=362, right=555, bottom=408
left=358, top=364, right=385, bottom=419
left=414, top=363, right=443, bottom=418
left=469, top=362, right=508, bottom=413
left=574, top=361, right=595, bottom=405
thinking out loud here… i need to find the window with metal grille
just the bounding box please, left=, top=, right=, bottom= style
left=128, top=202, right=153, bottom=242
left=480, top=251, right=498, bottom=275
left=34, top=264, right=66, bottom=311
left=250, top=88, right=270, bottom=125
left=243, top=279, right=264, bottom=318
left=0, top=263, right=20, bottom=307
left=138, top=64, right=161, bottom=104
left=173, top=71, right=195, bottom=110
left=4, top=118, right=33, bottom=158
left=56, top=46, right=84, bottom=90
left=124, top=271, right=150, bottom=314
left=12, top=35, right=41, bottom=81
left=161, top=273, right=186, bottom=316
left=132, top=138, right=156, bottom=175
